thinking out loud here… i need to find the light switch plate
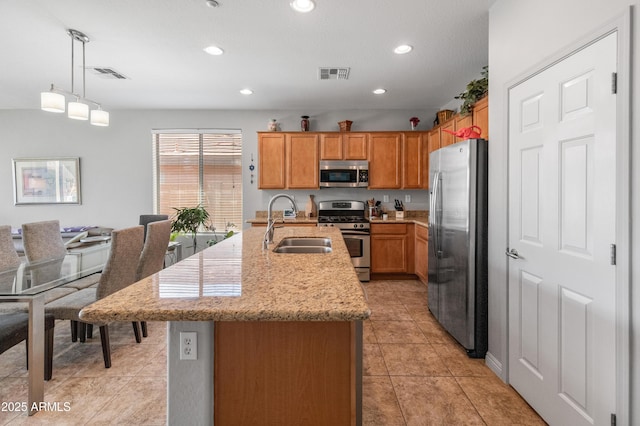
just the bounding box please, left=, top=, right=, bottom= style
left=383, top=195, right=389, bottom=202
left=405, top=194, right=411, bottom=203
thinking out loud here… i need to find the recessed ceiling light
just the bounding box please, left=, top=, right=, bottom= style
left=394, top=44, right=413, bottom=54
left=290, top=0, right=315, bottom=13
left=373, top=89, right=387, bottom=95
left=240, top=89, right=253, bottom=95
left=204, top=45, right=224, bottom=55
left=205, top=0, right=219, bottom=7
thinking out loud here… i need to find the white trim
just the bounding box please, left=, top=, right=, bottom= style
left=485, top=351, right=503, bottom=377
left=502, top=8, right=631, bottom=424
left=150, top=128, right=241, bottom=134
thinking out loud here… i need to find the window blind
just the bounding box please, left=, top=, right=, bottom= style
left=153, top=131, right=242, bottom=231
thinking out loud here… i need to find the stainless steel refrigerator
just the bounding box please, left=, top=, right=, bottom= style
left=428, top=138, right=488, bottom=358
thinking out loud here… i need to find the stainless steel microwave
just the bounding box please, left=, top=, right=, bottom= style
left=319, top=161, right=368, bottom=188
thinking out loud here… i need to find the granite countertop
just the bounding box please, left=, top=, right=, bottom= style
left=79, top=227, right=370, bottom=323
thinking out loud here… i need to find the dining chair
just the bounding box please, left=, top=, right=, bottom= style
left=0, top=225, right=75, bottom=314
left=0, top=312, right=56, bottom=380
left=45, top=226, right=144, bottom=368
left=21, top=220, right=66, bottom=262
left=135, top=219, right=172, bottom=337
left=139, top=214, right=169, bottom=241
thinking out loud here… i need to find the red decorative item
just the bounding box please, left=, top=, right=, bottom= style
left=409, top=116, right=420, bottom=130
left=441, top=125, right=482, bottom=139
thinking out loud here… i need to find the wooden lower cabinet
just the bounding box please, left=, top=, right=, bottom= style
left=371, top=223, right=413, bottom=274
left=414, top=224, right=428, bottom=283
left=214, top=321, right=358, bottom=425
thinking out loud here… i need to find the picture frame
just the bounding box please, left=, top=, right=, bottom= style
left=12, top=157, right=81, bottom=205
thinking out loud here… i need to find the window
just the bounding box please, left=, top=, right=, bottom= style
left=152, top=130, right=242, bottom=231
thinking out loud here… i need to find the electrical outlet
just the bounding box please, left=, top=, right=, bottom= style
left=405, top=194, right=411, bottom=203
left=180, top=331, right=197, bottom=360
left=383, top=195, right=389, bottom=202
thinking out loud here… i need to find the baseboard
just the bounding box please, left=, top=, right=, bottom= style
left=485, top=351, right=505, bottom=381
left=370, top=273, right=419, bottom=281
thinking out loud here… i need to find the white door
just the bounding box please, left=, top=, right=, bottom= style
left=508, top=32, right=617, bottom=425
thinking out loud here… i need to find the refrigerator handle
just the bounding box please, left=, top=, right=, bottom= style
left=431, top=171, right=440, bottom=254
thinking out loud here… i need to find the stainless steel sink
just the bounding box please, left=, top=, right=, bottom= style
left=273, top=237, right=332, bottom=254
left=276, top=237, right=332, bottom=247
left=273, top=246, right=332, bottom=254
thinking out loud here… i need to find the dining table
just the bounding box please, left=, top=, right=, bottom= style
left=0, top=243, right=110, bottom=415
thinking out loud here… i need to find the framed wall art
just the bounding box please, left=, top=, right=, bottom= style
left=12, top=157, right=81, bottom=205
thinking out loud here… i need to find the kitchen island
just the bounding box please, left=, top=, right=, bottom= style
left=80, top=226, right=370, bottom=426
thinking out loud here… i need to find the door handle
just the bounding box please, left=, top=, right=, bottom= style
left=505, top=248, right=521, bottom=259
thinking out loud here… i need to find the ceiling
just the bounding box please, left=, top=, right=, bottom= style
left=0, top=0, right=490, bottom=111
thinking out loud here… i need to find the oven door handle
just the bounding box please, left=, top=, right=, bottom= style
left=340, top=231, right=371, bottom=236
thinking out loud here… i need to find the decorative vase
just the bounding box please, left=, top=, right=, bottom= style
left=301, top=115, right=310, bottom=132
left=305, top=194, right=317, bottom=218
left=268, top=119, right=278, bottom=131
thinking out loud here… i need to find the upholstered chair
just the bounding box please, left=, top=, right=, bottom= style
left=19, top=221, right=76, bottom=301
left=0, top=312, right=56, bottom=380
left=139, top=214, right=169, bottom=241
left=0, top=225, right=21, bottom=271
left=135, top=219, right=172, bottom=337
left=45, top=226, right=145, bottom=368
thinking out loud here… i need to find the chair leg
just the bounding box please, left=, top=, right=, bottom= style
left=132, top=322, right=141, bottom=343
left=99, top=325, right=111, bottom=368
left=79, top=322, right=87, bottom=343
left=45, top=326, right=54, bottom=381
left=86, top=324, right=94, bottom=339
left=71, top=320, right=78, bottom=342
left=25, top=338, right=29, bottom=370
left=141, top=321, right=148, bottom=338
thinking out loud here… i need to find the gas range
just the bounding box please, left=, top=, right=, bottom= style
left=317, top=201, right=369, bottom=231
left=317, top=200, right=370, bottom=282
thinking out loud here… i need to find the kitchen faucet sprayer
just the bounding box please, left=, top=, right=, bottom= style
left=263, top=194, right=298, bottom=249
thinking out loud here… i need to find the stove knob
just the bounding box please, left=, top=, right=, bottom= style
left=353, top=224, right=357, bottom=229
left=329, top=224, right=334, bottom=227
left=359, top=224, right=364, bottom=228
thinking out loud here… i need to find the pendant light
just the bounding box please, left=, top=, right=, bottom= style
left=40, top=29, right=109, bottom=127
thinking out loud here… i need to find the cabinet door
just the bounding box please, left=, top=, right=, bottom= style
left=286, top=134, right=319, bottom=189
left=343, top=133, right=368, bottom=160
left=440, top=119, right=455, bottom=148
left=472, top=96, right=489, bottom=140
left=319, top=134, right=343, bottom=160
left=258, top=133, right=286, bottom=189
left=371, top=224, right=408, bottom=273
left=454, top=113, right=473, bottom=143
left=414, top=225, right=428, bottom=282
left=402, top=132, right=427, bottom=189
left=368, top=133, right=401, bottom=189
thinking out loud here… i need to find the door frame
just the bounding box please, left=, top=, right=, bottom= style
left=503, top=9, right=631, bottom=424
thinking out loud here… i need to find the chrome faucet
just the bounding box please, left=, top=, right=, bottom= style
left=263, top=193, right=298, bottom=249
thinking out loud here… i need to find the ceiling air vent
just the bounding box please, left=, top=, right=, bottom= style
left=88, top=67, right=129, bottom=80
left=318, top=67, right=350, bottom=80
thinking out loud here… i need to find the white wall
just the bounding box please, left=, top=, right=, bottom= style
left=0, top=109, right=432, bottom=230
left=489, top=0, right=639, bottom=423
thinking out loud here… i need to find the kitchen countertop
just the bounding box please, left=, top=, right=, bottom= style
left=79, top=227, right=370, bottom=323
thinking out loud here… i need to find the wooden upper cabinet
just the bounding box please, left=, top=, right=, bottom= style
left=319, top=134, right=343, bottom=160
left=258, top=133, right=286, bottom=189
left=472, top=96, right=489, bottom=140
left=427, top=128, right=440, bottom=154
left=368, top=133, right=402, bottom=189
left=402, top=132, right=428, bottom=189
left=343, top=133, right=368, bottom=160
left=454, top=113, right=473, bottom=142
left=440, top=119, right=455, bottom=148
left=319, top=133, right=368, bottom=160
left=286, top=133, right=319, bottom=189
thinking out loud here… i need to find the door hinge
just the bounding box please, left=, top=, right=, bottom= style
left=610, top=244, right=616, bottom=265
left=611, top=413, right=616, bottom=426
left=611, top=72, right=617, bottom=94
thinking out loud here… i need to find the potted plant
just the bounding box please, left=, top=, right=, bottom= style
left=455, top=65, right=488, bottom=116
left=170, top=205, right=210, bottom=253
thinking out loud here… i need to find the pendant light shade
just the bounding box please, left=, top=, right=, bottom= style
left=40, top=91, right=66, bottom=113
left=90, top=109, right=109, bottom=126
left=68, top=101, right=89, bottom=120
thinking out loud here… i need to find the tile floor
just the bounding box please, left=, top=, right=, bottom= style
left=0, top=279, right=546, bottom=425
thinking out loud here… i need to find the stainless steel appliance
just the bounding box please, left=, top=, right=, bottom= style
left=428, top=139, right=488, bottom=358
left=319, top=161, right=368, bottom=188
left=317, top=200, right=370, bottom=281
